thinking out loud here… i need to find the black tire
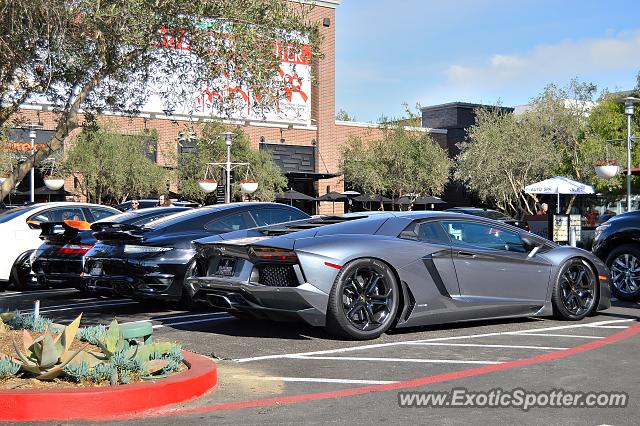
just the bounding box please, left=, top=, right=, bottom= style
left=551, top=258, right=598, bottom=321
left=605, top=243, right=640, bottom=301
left=326, top=258, right=400, bottom=340
left=179, top=261, right=205, bottom=310
left=11, top=266, right=41, bottom=291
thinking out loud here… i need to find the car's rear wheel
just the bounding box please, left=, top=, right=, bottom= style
left=552, top=258, right=597, bottom=320
left=326, top=258, right=399, bottom=340
left=605, top=244, right=640, bottom=301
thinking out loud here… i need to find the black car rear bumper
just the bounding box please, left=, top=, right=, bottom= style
left=83, top=257, right=188, bottom=301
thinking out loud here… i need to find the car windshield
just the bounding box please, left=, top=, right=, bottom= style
left=456, top=209, right=512, bottom=221
left=0, top=205, right=38, bottom=224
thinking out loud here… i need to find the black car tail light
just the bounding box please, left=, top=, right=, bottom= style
left=58, top=244, right=93, bottom=255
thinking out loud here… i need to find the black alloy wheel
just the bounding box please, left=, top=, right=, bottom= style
left=326, top=258, right=399, bottom=340
left=552, top=259, right=597, bottom=320
left=606, top=244, right=640, bottom=300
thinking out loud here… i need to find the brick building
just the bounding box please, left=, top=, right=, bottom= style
left=9, top=0, right=447, bottom=214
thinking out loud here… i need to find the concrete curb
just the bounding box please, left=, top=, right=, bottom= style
left=0, top=350, right=217, bottom=422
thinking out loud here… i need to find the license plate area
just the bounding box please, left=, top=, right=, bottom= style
left=214, top=257, right=236, bottom=276
left=90, top=262, right=103, bottom=276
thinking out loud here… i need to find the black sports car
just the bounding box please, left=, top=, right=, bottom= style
left=592, top=210, right=640, bottom=300
left=82, top=202, right=309, bottom=306
left=31, top=207, right=190, bottom=290
left=446, top=207, right=530, bottom=231
left=114, top=199, right=200, bottom=211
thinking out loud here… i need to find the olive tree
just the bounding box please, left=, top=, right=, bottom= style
left=341, top=125, right=451, bottom=210
left=177, top=120, right=287, bottom=204
left=0, top=0, right=320, bottom=200
left=63, top=123, right=168, bottom=204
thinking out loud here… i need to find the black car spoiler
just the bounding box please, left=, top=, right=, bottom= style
left=39, top=220, right=91, bottom=243
left=91, top=222, right=146, bottom=242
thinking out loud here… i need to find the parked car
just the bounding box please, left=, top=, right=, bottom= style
left=31, top=207, right=191, bottom=291
left=114, top=199, right=200, bottom=211
left=446, top=207, right=530, bottom=231
left=187, top=211, right=611, bottom=340
left=592, top=210, right=640, bottom=300
left=0, top=202, right=120, bottom=290
left=82, top=202, right=310, bottom=306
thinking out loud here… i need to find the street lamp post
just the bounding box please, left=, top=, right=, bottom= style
left=28, top=126, right=36, bottom=203
left=624, top=97, right=640, bottom=212
left=225, top=131, right=232, bottom=204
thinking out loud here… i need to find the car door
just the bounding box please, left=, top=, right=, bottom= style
left=441, top=220, right=552, bottom=306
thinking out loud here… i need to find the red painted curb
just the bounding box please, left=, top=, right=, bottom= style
left=151, top=321, right=640, bottom=418
left=0, top=350, right=217, bottom=422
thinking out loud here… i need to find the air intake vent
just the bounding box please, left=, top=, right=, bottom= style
left=256, top=265, right=299, bottom=287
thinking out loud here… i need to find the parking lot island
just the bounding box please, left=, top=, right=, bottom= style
left=0, top=350, right=217, bottom=422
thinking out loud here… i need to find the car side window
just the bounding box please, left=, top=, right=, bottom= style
left=441, top=220, right=527, bottom=253
left=88, top=208, right=115, bottom=222
left=28, top=207, right=86, bottom=224
left=204, top=212, right=254, bottom=233
left=251, top=208, right=307, bottom=226
left=399, top=221, right=450, bottom=244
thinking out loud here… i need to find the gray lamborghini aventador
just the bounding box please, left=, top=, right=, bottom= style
left=186, top=211, right=611, bottom=340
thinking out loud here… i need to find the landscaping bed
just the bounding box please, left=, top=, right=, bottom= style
left=0, top=312, right=185, bottom=388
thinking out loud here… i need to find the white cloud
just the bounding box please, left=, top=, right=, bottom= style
left=446, top=31, right=640, bottom=90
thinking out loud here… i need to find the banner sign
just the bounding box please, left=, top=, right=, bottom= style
left=143, top=33, right=312, bottom=125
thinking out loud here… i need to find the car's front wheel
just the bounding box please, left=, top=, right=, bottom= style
left=605, top=244, right=640, bottom=301
left=326, top=258, right=400, bottom=340
left=552, top=258, right=598, bottom=320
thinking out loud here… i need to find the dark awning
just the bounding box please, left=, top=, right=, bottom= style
left=286, top=171, right=340, bottom=180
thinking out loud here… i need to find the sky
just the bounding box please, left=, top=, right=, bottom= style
left=335, top=0, right=640, bottom=122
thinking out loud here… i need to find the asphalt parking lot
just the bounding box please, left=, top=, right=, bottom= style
left=1, top=288, right=639, bottom=425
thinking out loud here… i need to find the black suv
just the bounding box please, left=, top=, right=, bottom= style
left=592, top=210, right=640, bottom=300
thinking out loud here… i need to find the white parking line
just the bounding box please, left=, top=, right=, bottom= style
left=120, top=312, right=230, bottom=326
left=26, top=299, right=130, bottom=311
left=289, top=355, right=501, bottom=365
left=401, top=342, right=569, bottom=350
left=152, top=316, right=234, bottom=329
left=235, top=319, right=635, bottom=363
left=0, top=288, right=78, bottom=298
left=515, top=333, right=603, bottom=339
left=40, top=301, right=138, bottom=314
left=584, top=325, right=629, bottom=329
left=258, top=377, right=398, bottom=385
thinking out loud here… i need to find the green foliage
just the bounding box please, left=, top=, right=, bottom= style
left=5, top=312, right=54, bottom=333
left=0, top=356, right=20, bottom=379
left=63, top=360, right=90, bottom=382
left=11, top=314, right=84, bottom=380
left=341, top=124, right=451, bottom=209
left=457, top=78, right=640, bottom=216
left=77, top=324, right=107, bottom=346
left=456, top=107, right=559, bottom=216
left=177, top=121, right=287, bottom=203
left=63, top=123, right=168, bottom=203
left=1, top=0, right=320, bottom=201
left=336, top=109, right=355, bottom=121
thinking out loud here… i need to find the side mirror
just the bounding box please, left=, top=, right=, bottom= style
left=26, top=220, right=42, bottom=229
left=521, top=234, right=543, bottom=258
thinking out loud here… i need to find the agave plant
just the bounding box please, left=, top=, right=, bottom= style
left=0, top=311, right=16, bottom=332
left=11, top=314, right=85, bottom=380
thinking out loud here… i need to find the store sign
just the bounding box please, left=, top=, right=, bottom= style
left=6, top=129, right=55, bottom=153
left=143, top=32, right=312, bottom=125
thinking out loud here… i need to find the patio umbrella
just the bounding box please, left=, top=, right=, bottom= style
left=525, top=176, right=595, bottom=213
left=396, top=195, right=446, bottom=205
left=317, top=191, right=348, bottom=201
left=275, top=189, right=316, bottom=205
left=317, top=191, right=348, bottom=214
left=353, top=194, right=392, bottom=203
